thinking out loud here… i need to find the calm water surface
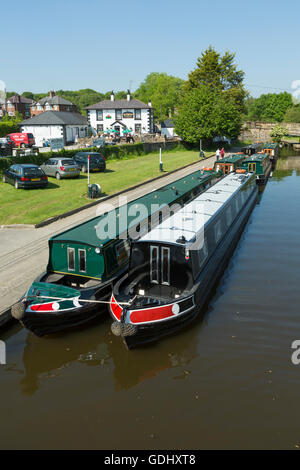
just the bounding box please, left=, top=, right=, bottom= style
left=1, top=156, right=300, bottom=450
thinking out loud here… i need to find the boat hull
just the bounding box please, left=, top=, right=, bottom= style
left=19, top=272, right=113, bottom=336
left=112, top=186, right=258, bottom=349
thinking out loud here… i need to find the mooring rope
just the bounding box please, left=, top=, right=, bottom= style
left=25, top=295, right=131, bottom=306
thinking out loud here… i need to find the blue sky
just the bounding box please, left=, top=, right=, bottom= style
left=1, top=0, right=299, bottom=97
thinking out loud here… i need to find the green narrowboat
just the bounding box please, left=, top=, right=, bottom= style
left=262, top=142, right=279, bottom=165
left=12, top=168, right=223, bottom=336
left=214, top=154, right=246, bottom=175
left=240, top=152, right=272, bottom=184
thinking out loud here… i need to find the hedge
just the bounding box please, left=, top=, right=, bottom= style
left=0, top=121, right=20, bottom=137
left=0, top=143, right=153, bottom=172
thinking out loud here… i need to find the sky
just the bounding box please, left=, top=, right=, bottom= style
left=1, top=0, right=300, bottom=98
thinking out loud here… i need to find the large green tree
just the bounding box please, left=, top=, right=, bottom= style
left=246, top=92, right=293, bottom=122
left=174, top=85, right=242, bottom=143
left=184, top=46, right=247, bottom=112
left=134, top=72, right=184, bottom=121
left=284, top=104, right=300, bottom=123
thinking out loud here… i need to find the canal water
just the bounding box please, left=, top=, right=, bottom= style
left=1, top=155, right=300, bottom=450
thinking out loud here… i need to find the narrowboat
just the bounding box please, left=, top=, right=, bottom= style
left=262, top=142, right=279, bottom=166
left=214, top=153, right=246, bottom=175
left=241, top=143, right=264, bottom=156
left=12, top=168, right=223, bottom=336
left=240, top=152, right=272, bottom=184
left=109, top=171, right=258, bottom=349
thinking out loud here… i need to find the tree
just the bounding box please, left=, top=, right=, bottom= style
left=174, top=85, right=242, bottom=144
left=184, top=47, right=247, bottom=112
left=246, top=92, right=293, bottom=122
left=270, top=123, right=288, bottom=143
left=22, top=92, right=34, bottom=100
left=134, top=72, right=184, bottom=121
left=284, top=105, right=300, bottom=123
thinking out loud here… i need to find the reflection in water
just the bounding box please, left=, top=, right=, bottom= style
left=20, top=321, right=198, bottom=395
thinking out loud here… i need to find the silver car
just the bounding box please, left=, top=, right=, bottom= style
left=40, top=158, right=80, bottom=180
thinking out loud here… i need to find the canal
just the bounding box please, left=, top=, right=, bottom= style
left=1, top=155, right=300, bottom=450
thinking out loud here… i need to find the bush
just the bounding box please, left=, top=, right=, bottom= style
left=0, top=121, right=20, bottom=137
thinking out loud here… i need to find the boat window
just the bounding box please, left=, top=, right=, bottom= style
left=198, top=239, right=208, bottom=268
left=115, top=240, right=130, bottom=265
left=67, top=247, right=75, bottom=271
left=79, top=249, right=86, bottom=272
left=161, top=247, right=170, bottom=285
left=150, top=246, right=159, bottom=284
left=214, top=220, right=222, bottom=243
left=226, top=206, right=232, bottom=227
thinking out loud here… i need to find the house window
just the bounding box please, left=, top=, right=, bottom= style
left=115, top=109, right=122, bottom=120
left=134, top=109, right=141, bottom=120
left=67, top=247, right=75, bottom=271
left=79, top=249, right=86, bottom=273
left=135, top=124, right=141, bottom=133
left=97, top=124, right=103, bottom=132
left=96, top=110, right=103, bottom=121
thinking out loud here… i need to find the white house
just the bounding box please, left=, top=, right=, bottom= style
left=86, top=91, right=154, bottom=135
left=19, top=111, right=88, bottom=147
left=161, top=119, right=177, bottom=138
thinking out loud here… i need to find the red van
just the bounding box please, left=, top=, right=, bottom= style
left=6, top=133, right=35, bottom=148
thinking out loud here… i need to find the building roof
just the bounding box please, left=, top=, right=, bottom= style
left=19, top=111, right=88, bottom=126
left=161, top=119, right=175, bottom=128
left=36, top=95, right=74, bottom=106
left=138, top=172, right=253, bottom=247
left=7, top=94, right=34, bottom=104
left=86, top=99, right=151, bottom=110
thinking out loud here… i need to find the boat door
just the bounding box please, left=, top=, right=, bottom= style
left=150, top=245, right=170, bottom=285
left=248, top=162, right=256, bottom=173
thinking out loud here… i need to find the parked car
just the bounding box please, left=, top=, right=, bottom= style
left=73, top=152, right=106, bottom=173
left=40, top=158, right=80, bottom=180
left=5, top=133, right=35, bottom=148
left=2, top=164, right=48, bottom=189
left=0, top=137, right=13, bottom=157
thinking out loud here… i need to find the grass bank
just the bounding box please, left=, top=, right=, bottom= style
left=0, top=148, right=215, bottom=225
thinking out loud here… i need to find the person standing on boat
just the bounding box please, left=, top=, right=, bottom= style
left=216, top=148, right=220, bottom=161
left=220, top=147, right=225, bottom=159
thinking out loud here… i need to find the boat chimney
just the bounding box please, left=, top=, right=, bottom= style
left=127, top=89, right=131, bottom=101
left=110, top=91, right=115, bottom=102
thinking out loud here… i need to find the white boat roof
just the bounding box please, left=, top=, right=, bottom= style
left=138, top=172, right=252, bottom=246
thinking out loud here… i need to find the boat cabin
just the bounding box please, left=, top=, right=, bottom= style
left=46, top=169, right=222, bottom=287
left=214, top=154, right=246, bottom=175
left=240, top=153, right=272, bottom=182
left=262, top=142, right=279, bottom=159
left=123, top=172, right=257, bottom=302
left=241, top=143, right=264, bottom=156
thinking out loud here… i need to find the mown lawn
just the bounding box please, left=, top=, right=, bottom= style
left=0, top=148, right=215, bottom=225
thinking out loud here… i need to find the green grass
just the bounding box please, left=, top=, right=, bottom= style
left=0, top=148, right=214, bottom=225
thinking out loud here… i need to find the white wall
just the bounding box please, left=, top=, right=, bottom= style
left=88, top=108, right=152, bottom=134
left=20, top=124, right=63, bottom=147
left=161, top=127, right=176, bottom=138
left=20, top=124, right=88, bottom=146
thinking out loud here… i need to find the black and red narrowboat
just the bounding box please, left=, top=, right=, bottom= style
left=109, top=171, right=258, bottom=349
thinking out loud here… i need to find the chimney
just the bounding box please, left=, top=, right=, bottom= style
left=127, top=89, right=131, bottom=101
left=110, top=91, right=115, bottom=102
left=49, top=90, right=55, bottom=98
left=148, top=99, right=152, bottom=107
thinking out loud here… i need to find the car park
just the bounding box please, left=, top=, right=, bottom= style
left=40, top=158, right=80, bottom=180
left=2, top=164, right=48, bottom=189
left=73, top=152, right=106, bottom=173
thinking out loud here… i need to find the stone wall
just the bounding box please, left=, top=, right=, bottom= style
left=239, top=121, right=300, bottom=142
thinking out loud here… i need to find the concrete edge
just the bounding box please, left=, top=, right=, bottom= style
left=0, top=154, right=215, bottom=230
